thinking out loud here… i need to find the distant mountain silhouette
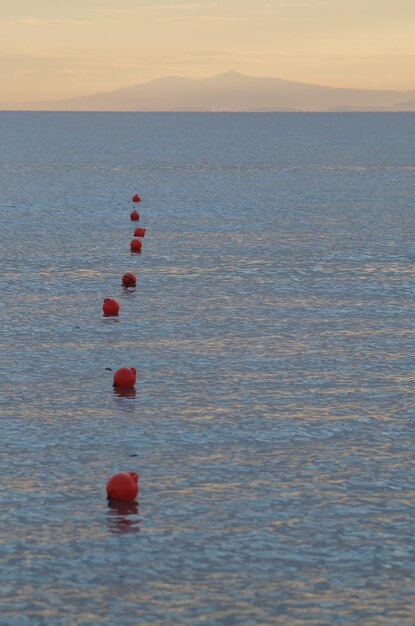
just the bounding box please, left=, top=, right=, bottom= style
left=328, top=100, right=415, bottom=112
left=2, top=71, right=415, bottom=111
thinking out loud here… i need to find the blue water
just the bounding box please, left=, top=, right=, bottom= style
left=0, top=112, right=414, bottom=625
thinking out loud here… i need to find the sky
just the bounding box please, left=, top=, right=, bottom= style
left=1, top=0, right=415, bottom=102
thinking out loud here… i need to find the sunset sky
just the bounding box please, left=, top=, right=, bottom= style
left=1, top=0, right=415, bottom=102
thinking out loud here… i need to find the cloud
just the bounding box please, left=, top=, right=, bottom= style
left=96, top=4, right=203, bottom=14
left=152, top=3, right=201, bottom=9
left=21, top=17, right=44, bottom=25
left=94, top=3, right=227, bottom=21
left=188, top=50, right=235, bottom=57
left=94, top=8, right=145, bottom=15
left=0, top=16, right=95, bottom=26
left=153, top=15, right=241, bottom=22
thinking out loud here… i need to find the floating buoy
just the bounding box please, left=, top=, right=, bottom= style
left=103, top=297, right=120, bottom=316
left=133, top=227, right=146, bottom=238
left=130, top=239, right=142, bottom=252
left=130, top=210, right=140, bottom=221
left=121, top=272, right=137, bottom=287
left=113, top=367, right=136, bottom=388
left=132, top=194, right=141, bottom=203
left=106, top=471, right=139, bottom=501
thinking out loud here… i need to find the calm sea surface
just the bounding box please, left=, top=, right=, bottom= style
left=0, top=112, right=414, bottom=625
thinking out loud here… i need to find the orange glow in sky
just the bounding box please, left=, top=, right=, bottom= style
left=1, top=0, right=415, bottom=102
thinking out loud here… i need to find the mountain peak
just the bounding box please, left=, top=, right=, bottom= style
left=218, top=70, right=245, bottom=77
left=208, top=70, right=249, bottom=81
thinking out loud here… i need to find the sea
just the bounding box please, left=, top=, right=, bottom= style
left=0, top=112, right=414, bottom=625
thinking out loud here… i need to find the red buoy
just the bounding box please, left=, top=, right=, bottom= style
left=103, top=297, right=120, bottom=316
left=106, top=471, right=139, bottom=501
left=130, top=210, right=140, bottom=221
left=130, top=239, right=142, bottom=252
left=121, top=272, right=137, bottom=287
left=133, top=227, right=146, bottom=237
left=113, top=367, right=136, bottom=388
left=132, top=194, right=141, bottom=203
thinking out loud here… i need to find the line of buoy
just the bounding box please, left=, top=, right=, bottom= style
left=113, top=366, right=137, bottom=388
left=130, top=238, right=143, bottom=253
left=105, top=193, right=148, bottom=502
left=103, top=297, right=120, bottom=317
left=121, top=272, right=137, bottom=288
left=107, top=472, right=139, bottom=501
left=130, top=209, right=140, bottom=221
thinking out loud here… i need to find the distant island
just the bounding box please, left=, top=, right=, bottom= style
left=2, top=71, right=415, bottom=112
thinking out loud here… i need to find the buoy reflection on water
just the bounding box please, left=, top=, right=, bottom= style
left=107, top=500, right=140, bottom=534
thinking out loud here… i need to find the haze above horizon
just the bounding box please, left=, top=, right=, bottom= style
left=1, top=0, right=415, bottom=104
